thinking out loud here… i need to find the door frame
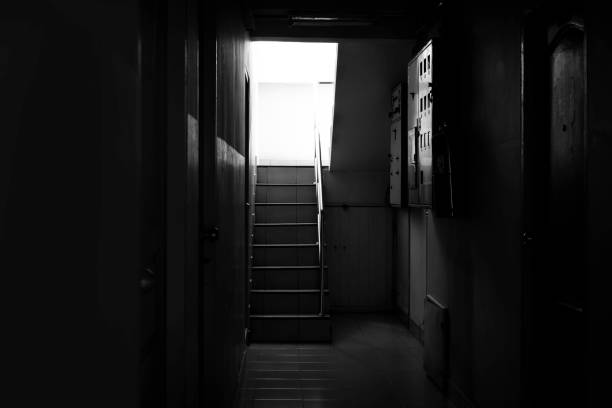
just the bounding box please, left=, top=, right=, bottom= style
left=244, top=70, right=253, bottom=344
left=520, top=7, right=587, bottom=407
left=165, top=0, right=201, bottom=406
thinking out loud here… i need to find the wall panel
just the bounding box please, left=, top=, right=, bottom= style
left=201, top=2, right=250, bottom=406
left=326, top=206, right=393, bottom=311
left=0, top=2, right=144, bottom=407
left=393, top=5, right=523, bottom=408
left=408, top=209, right=427, bottom=330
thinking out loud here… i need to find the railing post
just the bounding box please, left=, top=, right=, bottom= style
left=313, top=127, right=325, bottom=316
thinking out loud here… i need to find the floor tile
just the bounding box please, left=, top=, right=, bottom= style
left=236, top=314, right=453, bottom=408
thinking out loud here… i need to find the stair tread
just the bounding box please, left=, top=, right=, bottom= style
left=251, top=289, right=329, bottom=293
left=253, top=243, right=317, bottom=247
left=254, top=222, right=317, bottom=226
left=255, top=202, right=317, bottom=205
left=252, top=265, right=328, bottom=270
left=250, top=314, right=331, bottom=319
left=256, top=165, right=314, bottom=168
left=256, top=183, right=315, bottom=186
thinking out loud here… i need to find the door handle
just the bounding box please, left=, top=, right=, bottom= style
left=202, top=226, right=220, bottom=241
left=140, top=267, right=155, bottom=292
left=558, top=301, right=584, bottom=314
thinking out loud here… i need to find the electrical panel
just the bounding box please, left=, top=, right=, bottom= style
left=405, top=39, right=458, bottom=215
left=407, top=41, right=433, bottom=206
left=389, top=83, right=407, bottom=207
left=407, top=59, right=419, bottom=204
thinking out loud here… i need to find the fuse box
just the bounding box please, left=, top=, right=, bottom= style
left=389, top=83, right=407, bottom=207
left=405, top=39, right=458, bottom=215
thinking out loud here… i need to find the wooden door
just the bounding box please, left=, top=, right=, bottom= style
left=139, top=1, right=167, bottom=406
left=522, top=13, right=586, bottom=407
left=546, top=22, right=586, bottom=407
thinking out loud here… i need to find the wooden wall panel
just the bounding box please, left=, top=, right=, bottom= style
left=408, top=209, right=427, bottom=330
left=395, top=210, right=411, bottom=316
left=326, top=207, right=393, bottom=311
left=0, top=2, right=144, bottom=407
left=203, top=138, right=245, bottom=405
left=201, top=2, right=250, bottom=407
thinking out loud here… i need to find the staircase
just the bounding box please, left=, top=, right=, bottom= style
left=248, top=165, right=331, bottom=342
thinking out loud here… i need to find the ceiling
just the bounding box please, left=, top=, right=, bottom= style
left=245, top=0, right=441, bottom=39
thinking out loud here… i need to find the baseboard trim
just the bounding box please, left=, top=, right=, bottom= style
left=448, top=381, right=478, bottom=408
left=396, top=310, right=476, bottom=408
left=396, top=309, right=424, bottom=344
left=231, top=346, right=248, bottom=408
left=330, top=306, right=394, bottom=313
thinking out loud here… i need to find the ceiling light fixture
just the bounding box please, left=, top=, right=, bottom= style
left=290, top=16, right=373, bottom=27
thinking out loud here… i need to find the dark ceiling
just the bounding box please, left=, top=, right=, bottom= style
left=245, top=0, right=441, bottom=39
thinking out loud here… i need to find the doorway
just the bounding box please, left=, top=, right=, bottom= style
left=251, top=41, right=337, bottom=166
left=522, top=11, right=586, bottom=407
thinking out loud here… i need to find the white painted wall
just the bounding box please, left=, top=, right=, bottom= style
left=251, top=42, right=336, bottom=166
left=254, top=82, right=315, bottom=165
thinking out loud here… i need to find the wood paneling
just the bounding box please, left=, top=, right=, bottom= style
left=0, top=2, right=144, bottom=407
left=331, top=40, right=414, bottom=172
left=203, top=137, right=246, bottom=405
left=395, top=210, right=410, bottom=316
left=201, top=1, right=250, bottom=406
left=409, top=209, right=427, bottom=328
left=393, top=6, right=524, bottom=407
left=326, top=206, right=393, bottom=311
left=166, top=0, right=201, bottom=406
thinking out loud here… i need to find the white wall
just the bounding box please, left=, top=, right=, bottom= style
left=251, top=41, right=336, bottom=166
left=323, top=39, right=414, bottom=311
left=254, top=82, right=334, bottom=165
left=254, top=82, right=316, bottom=165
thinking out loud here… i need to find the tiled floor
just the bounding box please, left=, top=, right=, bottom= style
left=235, top=314, right=453, bottom=408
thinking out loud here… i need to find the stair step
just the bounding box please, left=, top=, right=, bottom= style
left=250, top=289, right=329, bottom=294
left=249, top=316, right=331, bottom=342
left=252, top=265, right=327, bottom=270
left=255, top=202, right=317, bottom=206
left=254, top=223, right=318, bottom=245
left=256, top=183, right=315, bottom=186
left=254, top=222, right=317, bottom=227
left=253, top=243, right=317, bottom=248
left=251, top=266, right=327, bottom=290
left=250, top=314, right=330, bottom=319
left=257, top=166, right=315, bottom=185
left=253, top=246, right=319, bottom=267
left=256, top=184, right=317, bottom=203
left=250, top=291, right=328, bottom=315
left=251, top=165, right=329, bottom=342
left=256, top=165, right=315, bottom=167
left=255, top=205, right=317, bottom=223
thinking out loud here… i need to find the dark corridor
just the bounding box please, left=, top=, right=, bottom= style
left=237, top=314, right=449, bottom=408
left=1, top=2, right=611, bottom=408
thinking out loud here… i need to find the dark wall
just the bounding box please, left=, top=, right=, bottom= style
left=332, top=39, right=414, bottom=171
left=325, top=39, right=412, bottom=311
left=0, top=2, right=144, bottom=407
left=585, top=4, right=612, bottom=405
left=395, top=4, right=524, bottom=407
left=201, top=2, right=250, bottom=406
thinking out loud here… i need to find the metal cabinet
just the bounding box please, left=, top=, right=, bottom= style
left=404, top=39, right=458, bottom=215
left=389, top=39, right=460, bottom=214
left=407, top=58, right=419, bottom=204
left=389, top=83, right=407, bottom=207
left=410, top=41, right=433, bottom=206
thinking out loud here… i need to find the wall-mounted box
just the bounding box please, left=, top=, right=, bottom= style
left=389, top=82, right=407, bottom=207
left=415, top=41, right=433, bottom=206
left=407, top=59, right=420, bottom=205
left=406, top=39, right=459, bottom=216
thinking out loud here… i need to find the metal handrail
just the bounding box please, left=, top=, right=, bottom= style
left=314, top=126, right=325, bottom=316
